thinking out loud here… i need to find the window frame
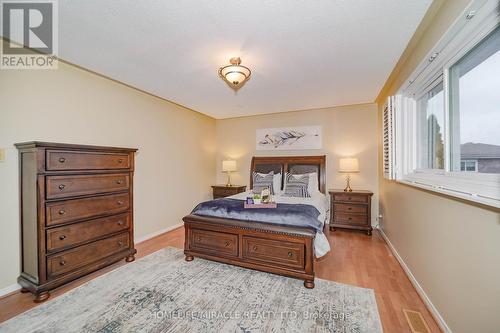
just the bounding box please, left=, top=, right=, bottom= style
left=415, top=76, right=446, bottom=171
left=392, top=0, right=500, bottom=208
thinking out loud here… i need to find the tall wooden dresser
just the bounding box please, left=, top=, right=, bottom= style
left=15, top=142, right=137, bottom=302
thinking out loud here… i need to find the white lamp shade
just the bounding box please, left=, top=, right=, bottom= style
left=222, top=160, right=237, bottom=172
left=339, top=158, right=359, bottom=173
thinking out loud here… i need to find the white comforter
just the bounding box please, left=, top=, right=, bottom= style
left=228, top=191, right=331, bottom=258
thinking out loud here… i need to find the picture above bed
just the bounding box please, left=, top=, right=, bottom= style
left=256, top=126, right=322, bottom=150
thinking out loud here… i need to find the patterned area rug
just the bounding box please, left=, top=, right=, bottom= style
left=0, top=247, right=383, bottom=333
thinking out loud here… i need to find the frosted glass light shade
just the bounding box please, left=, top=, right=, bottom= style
left=220, top=66, right=249, bottom=85
left=218, top=57, right=251, bottom=89
left=222, top=160, right=237, bottom=172
left=339, top=158, right=359, bottom=173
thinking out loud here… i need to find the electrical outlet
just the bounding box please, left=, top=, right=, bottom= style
left=0, top=148, right=5, bottom=162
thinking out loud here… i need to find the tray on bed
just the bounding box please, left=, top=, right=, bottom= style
left=244, top=202, right=277, bottom=209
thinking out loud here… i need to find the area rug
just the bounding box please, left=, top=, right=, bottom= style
left=0, top=247, right=383, bottom=333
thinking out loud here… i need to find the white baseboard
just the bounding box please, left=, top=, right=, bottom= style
left=134, top=222, right=183, bottom=244
left=0, top=283, right=21, bottom=298
left=378, top=227, right=452, bottom=333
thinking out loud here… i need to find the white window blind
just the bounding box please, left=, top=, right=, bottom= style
left=383, top=96, right=395, bottom=180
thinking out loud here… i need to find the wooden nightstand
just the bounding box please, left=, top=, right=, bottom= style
left=212, top=185, right=246, bottom=199
left=329, top=190, right=373, bottom=235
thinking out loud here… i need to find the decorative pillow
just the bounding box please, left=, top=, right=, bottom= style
left=252, top=171, right=274, bottom=194
left=287, top=172, right=319, bottom=194
left=257, top=172, right=282, bottom=194
left=284, top=173, right=310, bottom=197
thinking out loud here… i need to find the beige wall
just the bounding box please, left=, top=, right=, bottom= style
left=377, top=1, right=500, bottom=332
left=215, top=104, right=379, bottom=224
left=0, top=61, right=216, bottom=291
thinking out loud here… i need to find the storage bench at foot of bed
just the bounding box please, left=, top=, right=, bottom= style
left=183, top=214, right=316, bottom=288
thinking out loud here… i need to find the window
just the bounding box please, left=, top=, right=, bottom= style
left=416, top=80, right=445, bottom=170
left=460, top=160, right=478, bottom=172
left=449, top=26, right=500, bottom=174
left=388, top=0, right=500, bottom=208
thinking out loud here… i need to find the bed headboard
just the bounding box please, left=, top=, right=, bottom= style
left=250, top=156, right=326, bottom=193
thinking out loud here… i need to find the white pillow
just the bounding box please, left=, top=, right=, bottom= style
left=285, top=172, right=319, bottom=194
left=307, top=172, right=319, bottom=193
left=257, top=172, right=282, bottom=194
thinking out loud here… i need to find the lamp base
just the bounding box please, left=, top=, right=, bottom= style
left=225, top=172, right=232, bottom=187
left=343, top=174, right=353, bottom=192
left=343, top=186, right=353, bottom=192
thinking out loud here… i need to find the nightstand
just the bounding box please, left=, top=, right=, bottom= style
left=212, top=185, right=246, bottom=199
left=329, top=190, right=373, bottom=235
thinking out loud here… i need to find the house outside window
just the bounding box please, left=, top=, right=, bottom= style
left=460, top=143, right=500, bottom=173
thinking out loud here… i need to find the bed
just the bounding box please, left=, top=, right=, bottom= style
left=182, top=155, right=328, bottom=288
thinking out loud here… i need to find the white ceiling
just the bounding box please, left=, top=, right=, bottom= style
left=58, top=0, right=432, bottom=119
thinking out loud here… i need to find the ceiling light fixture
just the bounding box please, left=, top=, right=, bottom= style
left=218, top=57, right=251, bottom=90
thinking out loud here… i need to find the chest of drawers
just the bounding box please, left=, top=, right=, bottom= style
left=15, top=142, right=137, bottom=302
left=329, top=190, right=373, bottom=235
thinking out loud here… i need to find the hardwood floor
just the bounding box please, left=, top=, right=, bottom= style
left=0, top=227, right=440, bottom=333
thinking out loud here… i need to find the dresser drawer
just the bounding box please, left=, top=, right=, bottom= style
left=46, top=193, right=130, bottom=226
left=46, top=150, right=130, bottom=171
left=242, top=236, right=305, bottom=270
left=334, top=213, right=368, bottom=226
left=212, top=186, right=246, bottom=199
left=46, top=173, right=130, bottom=199
left=46, top=213, right=130, bottom=252
left=333, top=203, right=367, bottom=215
left=214, top=188, right=233, bottom=197
left=333, top=193, right=368, bottom=203
left=47, top=232, right=130, bottom=278
left=189, top=229, right=238, bottom=257
left=214, top=188, right=237, bottom=197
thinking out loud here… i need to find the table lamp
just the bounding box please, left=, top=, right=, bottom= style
left=222, top=160, right=237, bottom=187
left=339, top=158, right=359, bottom=192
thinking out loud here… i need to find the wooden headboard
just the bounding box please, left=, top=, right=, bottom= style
left=250, top=156, right=326, bottom=193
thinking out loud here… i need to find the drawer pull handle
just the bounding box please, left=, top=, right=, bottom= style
left=287, top=251, right=293, bottom=258
left=348, top=217, right=352, bottom=220
left=116, top=180, right=123, bottom=185
left=348, top=207, right=352, bottom=210
left=58, top=209, right=66, bottom=215
left=117, top=220, right=124, bottom=226
left=59, top=235, right=66, bottom=240
left=59, top=260, right=66, bottom=266
left=348, top=197, right=352, bottom=200
left=117, top=200, right=124, bottom=205
left=196, top=237, right=201, bottom=242
left=253, top=245, right=258, bottom=251
left=58, top=157, right=66, bottom=163
left=118, top=158, right=123, bottom=164
left=58, top=184, right=66, bottom=190
left=224, top=241, right=230, bottom=247
left=118, top=241, right=124, bottom=247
